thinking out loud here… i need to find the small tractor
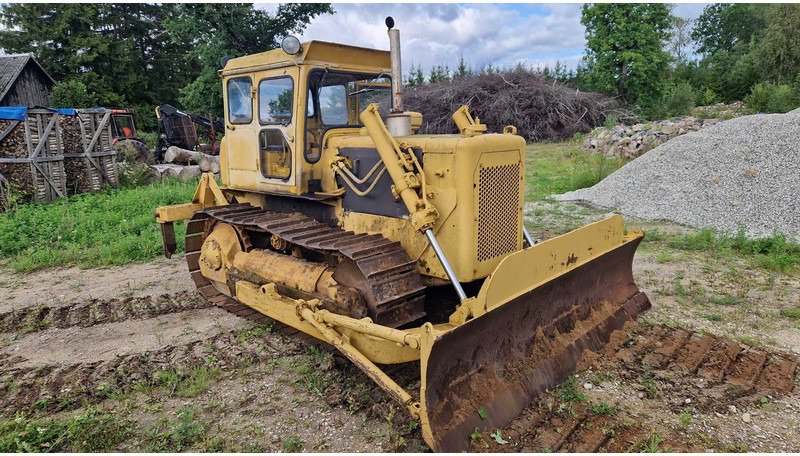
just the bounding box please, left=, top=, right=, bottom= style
left=155, top=18, right=649, bottom=451
left=108, top=107, right=151, bottom=163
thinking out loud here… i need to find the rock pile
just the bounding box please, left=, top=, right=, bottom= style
left=557, top=109, right=800, bottom=241
left=584, top=116, right=721, bottom=159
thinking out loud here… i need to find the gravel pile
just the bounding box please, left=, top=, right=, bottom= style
left=556, top=109, right=800, bottom=241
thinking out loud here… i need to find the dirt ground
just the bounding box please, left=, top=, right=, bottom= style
left=1, top=204, right=798, bottom=452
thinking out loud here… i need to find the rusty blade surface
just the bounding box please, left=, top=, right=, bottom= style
left=422, top=238, right=650, bottom=452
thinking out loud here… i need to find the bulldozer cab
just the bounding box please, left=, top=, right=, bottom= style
left=219, top=41, right=393, bottom=195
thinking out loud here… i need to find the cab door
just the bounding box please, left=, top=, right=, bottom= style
left=255, top=72, right=298, bottom=190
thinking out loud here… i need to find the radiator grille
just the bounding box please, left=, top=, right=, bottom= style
left=477, top=163, right=521, bottom=262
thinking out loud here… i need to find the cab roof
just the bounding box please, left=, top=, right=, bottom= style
left=221, top=40, right=391, bottom=76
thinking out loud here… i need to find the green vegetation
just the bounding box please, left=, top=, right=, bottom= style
left=0, top=178, right=195, bottom=272
left=780, top=308, right=800, bottom=321
left=282, top=435, right=305, bottom=452
left=556, top=377, right=588, bottom=404
left=639, top=432, right=665, bottom=452
left=588, top=401, right=617, bottom=417
left=0, top=408, right=132, bottom=452
left=144, top=405, right=208, bottom=452
left=678, top=408, right=693, bottom=427
left=525, top=141, right=625, bottom=201
left=154, top=366, right=222, bottom=398
left=668, top=228, right=800, bottom=272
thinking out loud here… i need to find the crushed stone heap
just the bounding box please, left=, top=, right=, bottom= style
left=556, top=108, right=800, bottom=241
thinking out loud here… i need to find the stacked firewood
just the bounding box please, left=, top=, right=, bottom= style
left=60, top=115, right=92, bottom=194
left=0, top=119, right=35, bottom=205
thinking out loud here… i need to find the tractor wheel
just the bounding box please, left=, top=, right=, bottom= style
left=114, top=139, right=153, bottom=164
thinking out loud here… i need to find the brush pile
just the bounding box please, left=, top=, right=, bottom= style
left=403, top=69, right=628, bottom=141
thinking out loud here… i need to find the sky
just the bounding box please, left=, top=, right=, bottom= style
left=259, top=3, right=708, bottom=75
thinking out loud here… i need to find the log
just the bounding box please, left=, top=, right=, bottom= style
left=164, top=146, right=219, bottom=167
left=178, top=165, right=201, bottom=181
left=151, top=164, right=183, bottom=179
left=198, top=156, right=220, bottom=174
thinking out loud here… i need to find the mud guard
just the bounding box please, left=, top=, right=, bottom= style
left=419, top=216, right=650, bottom=451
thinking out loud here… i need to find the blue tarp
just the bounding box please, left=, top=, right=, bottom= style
left=0, top=107, right=88, bottom=120
left=53, top=108, right=77, bottom=116
left=0, top=107, right=27, bottom=121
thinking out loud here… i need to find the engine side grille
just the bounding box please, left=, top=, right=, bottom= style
left=477, top=163, right=521, bottom=262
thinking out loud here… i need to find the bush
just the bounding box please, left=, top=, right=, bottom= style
left=50, top=80, right=97, bottom=108
left=661, top=82, right=697, bottom=117
left=745, top=82, right=799, bottom=113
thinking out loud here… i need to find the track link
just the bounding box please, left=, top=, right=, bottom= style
left=184, top=203, right=427, bottom=331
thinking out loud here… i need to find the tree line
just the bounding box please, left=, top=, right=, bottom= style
left=406, top=4, right=800, bottom=120
left=0, top=3, right=331, bottom=130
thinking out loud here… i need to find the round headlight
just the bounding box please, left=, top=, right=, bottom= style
left=281, top=36, right=302, bottom=55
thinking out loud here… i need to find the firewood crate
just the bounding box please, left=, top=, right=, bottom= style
left=62, top=108, right=119, bottom=194
left=0, top=108, right=67, bottom=208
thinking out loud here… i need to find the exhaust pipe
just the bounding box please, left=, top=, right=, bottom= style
left=385, top=16, right=412, bottom=136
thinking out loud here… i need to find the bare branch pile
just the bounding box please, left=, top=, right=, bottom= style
left=403, top=70, right=629, bottom=141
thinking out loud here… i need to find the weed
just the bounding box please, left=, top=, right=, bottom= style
left=177, top=366, right=221, bottom=398
left=639, top=432, right=664, bottom=452
left=235, top=323, right=274, bottom=342
left=490, top=429, right=508, bottom=445
left=588, top=402, right=617, bottom=416
left=587, top=370, right=614, bottom=385
left=780, top=307, right=800, bottom=321
left=738, top=336, right=760, bottom=347
left=282, top=435, right=304, bottom=452
left=556, top=377, right=587, bottom=404
left=0, top=407, right=132, bottom=452
left=642, top=364, right=659, bottom=399
left=704, top=313, right=724, bottom=322
left=654, top=252, right=673, bottom=263
left=678, top=408, right=692, bottom=427
left=145, top=405, right=207, bottom=452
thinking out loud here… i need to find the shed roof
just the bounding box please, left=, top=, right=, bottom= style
left=0, top=54, right=56, bottom=103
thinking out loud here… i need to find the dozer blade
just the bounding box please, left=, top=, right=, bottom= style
left=419, top=215, right=650, bottom=451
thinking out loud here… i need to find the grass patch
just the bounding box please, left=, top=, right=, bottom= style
left=669, top=228, right=800, bottom=272
left=282, top=435, right=304, bottom=452
left=525, top=141, right=626, bottom=201
left=638, top=432, right=665, bottom=452
left=780, top=307, right=800, bottom=321
left=154, top=366, right=221, bottom=398
left=678, top=408, right=692, bottom=427
left=144, top=405, right=208, bottom=452
left=556, top=377, right=588, bottom=404
left=0, top=407, right=132, bottom=452
left=0, top=178, right=196, bottom=272
left=588, top=401, right=617, bottom=416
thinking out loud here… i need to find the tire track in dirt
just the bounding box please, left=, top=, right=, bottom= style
left=0, top=291, right=212, bottom=336
left=472, top=321, right=798, bottom=452
left=0, top=327, right=301, bottom=415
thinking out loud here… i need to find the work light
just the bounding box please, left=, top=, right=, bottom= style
left=281, top=36, right=302, bottom=55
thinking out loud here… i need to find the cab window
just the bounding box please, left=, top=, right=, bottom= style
left=227, top=77, right=252, bottom=124
left=259, top=77, right=293, bottom=125
left=319, top=85, right=348, bottom=125
left=259, top=129, right=291, bottom=180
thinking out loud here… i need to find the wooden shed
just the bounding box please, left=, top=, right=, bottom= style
left=0, top=54, right=56, bottom=107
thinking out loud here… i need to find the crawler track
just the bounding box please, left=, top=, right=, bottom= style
left=184, top=203, right=426, bottom=331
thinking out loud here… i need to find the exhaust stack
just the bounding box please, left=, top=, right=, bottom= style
left=385, top=16, right=412, bottom=136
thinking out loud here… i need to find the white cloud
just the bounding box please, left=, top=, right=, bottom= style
left=292, top=4, right=587, bottom=74
left=256, top=3, right=708, bottom=76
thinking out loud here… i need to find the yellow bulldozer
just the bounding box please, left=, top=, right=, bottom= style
left=154, top=18, right=649, bottom=451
